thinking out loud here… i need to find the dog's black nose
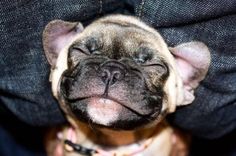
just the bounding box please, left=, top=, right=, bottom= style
left=100, top=61, right=126, bottom=86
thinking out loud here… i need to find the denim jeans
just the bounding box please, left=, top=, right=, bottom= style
left=0, top=0, right=236, bottom=155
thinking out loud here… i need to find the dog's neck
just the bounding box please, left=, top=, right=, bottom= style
left=61, top=120, right=171, bottom=156
left=74, top=121, right=162, bottom=145
left=89, top=127, right=157, bottom=146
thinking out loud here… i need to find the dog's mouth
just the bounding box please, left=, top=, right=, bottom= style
left=85, top=97, right=124, bottom=127
left=63, top=95, right=160, bottom=130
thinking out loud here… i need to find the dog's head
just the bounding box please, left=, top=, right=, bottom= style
left=43, top=15, right=210, bottom=130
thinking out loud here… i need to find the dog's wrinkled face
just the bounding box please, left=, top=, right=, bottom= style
left=60, top=24, right=170, bottom=129
left=43, top=15, right=210, bottom=130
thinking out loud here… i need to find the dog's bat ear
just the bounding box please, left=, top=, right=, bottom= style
left=43, top=20, right=84, bottom=68
left=169, top=41, right=211, bottom=105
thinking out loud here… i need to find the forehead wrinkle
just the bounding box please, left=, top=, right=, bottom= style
left=101, top=29, right=133, bottom=59
left=100, top=20, right=156, bottom=37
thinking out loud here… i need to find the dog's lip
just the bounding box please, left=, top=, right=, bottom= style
left=77, top=95, right=129, bottom=110
left=64, top=95, right=121, bottom=104
left=66, top=95, right=155, bottom=117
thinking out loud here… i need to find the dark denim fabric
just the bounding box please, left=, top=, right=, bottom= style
left=190, top=129, right=236, bottom=156
left=0, top=109, right=46, bottom=156
left=0, top=0, right=236, bottom=155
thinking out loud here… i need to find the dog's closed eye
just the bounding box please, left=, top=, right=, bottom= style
left=85, top=37, right=103, bottom=55
left=133, top=47, right=153, bottom=64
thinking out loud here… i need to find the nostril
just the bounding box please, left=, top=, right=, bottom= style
left=111, top=73, right=118, bottom=85
left=101, top=70, right=107, bottom=78
left=113, top=71, right=122, bottom=80
left=101, top=69, right=111, bottom=83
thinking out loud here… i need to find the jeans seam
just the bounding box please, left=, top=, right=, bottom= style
left=99, top=0, right=103, bottom=14
left=138, top=0, right=145, bottom=18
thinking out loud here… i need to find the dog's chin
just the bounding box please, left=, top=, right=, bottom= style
left=67, top=97, right=159, bottom=130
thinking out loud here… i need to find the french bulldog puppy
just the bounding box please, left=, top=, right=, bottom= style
left=43, top=15, right=210, bottom=156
